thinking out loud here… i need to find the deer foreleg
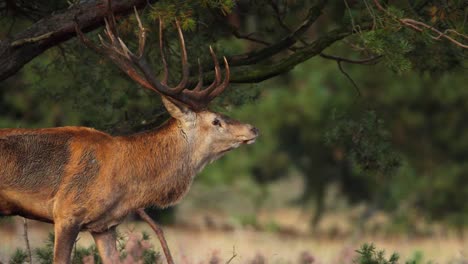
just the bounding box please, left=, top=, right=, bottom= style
left=136, top=208, right=175, bottom=264
left=53, top=219, right=80, bottom=264
left=92, top=226, right=121, bottom=264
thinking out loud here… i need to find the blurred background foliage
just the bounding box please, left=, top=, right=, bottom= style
left=1, top=0, right=467, bottom=234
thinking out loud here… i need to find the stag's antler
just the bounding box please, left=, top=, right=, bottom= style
left=75, top=7, right=230, bottom=110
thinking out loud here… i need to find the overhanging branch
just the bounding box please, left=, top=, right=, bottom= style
left=0, top=0, right=155, bottom=81
left=226, top=0, right=326, bottom=67
left=319, top=53, right=383, bottom=96
left=192, top=26, right=352, bottom=84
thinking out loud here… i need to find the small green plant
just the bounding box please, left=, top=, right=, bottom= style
left=72, top=245, right=101, bottom=264
left=8, top=231, right=161, bottom=264
left=354, top=244, right=434, bottom=264
left=405, top=251, right=429, bottom=264
left=264, top=220, right=280, bottom=233
left=9, top=249, right=28, bottom=264
left=237, top=214, right=260, bottom=229
left=354, top=243, right=399, bottom=264
left=34, top=233, right=54, bottom=264
left=142, top=248, right=160, bottom=264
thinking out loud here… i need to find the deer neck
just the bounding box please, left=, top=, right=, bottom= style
left=120, top=118, right=211, bottom=208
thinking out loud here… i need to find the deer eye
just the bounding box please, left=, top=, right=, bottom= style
left=212, top=118, right=222, bottom=127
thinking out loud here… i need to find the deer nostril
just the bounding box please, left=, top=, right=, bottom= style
left=251, top=127, right=259, bottom=136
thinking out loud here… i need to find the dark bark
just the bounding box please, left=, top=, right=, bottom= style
left=0, top=0, right=154, bottom=81
left=190, top=26, right=353, bottom=84
left=227, top=0, right=326, bottom=67
left=0, top=0, right=363, bottom=87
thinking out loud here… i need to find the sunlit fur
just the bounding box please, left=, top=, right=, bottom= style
left=0, top=98, right=258, bottom=264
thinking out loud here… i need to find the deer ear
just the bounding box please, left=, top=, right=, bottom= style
left=162, top=96, right=195, bottom=122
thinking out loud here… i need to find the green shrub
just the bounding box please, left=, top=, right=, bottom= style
left=354, top=243, right=399, bottom=264
left=9, top=249, right=28, bottom=264
left=8, top=231, right=161, bottom=264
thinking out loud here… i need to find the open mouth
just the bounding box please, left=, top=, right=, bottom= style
left=243, top=138, right=256, bottom=145
left=219, top=137, right=257, bottom=154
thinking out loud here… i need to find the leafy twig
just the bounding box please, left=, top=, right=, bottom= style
left=373, top=0, right=468, bottom=49
left=337, top=60, right=361, bottom=96
left=268, top=0, right=309, bottom=46
left=320, top=53, right=383, bottom=96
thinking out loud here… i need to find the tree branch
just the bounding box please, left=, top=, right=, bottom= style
left=319, top=53, right=383, bottom=96
left=220, top=17, right=272, bottom=46
left=399, top=18, right=468, bottom=48
left=226, top=0, right=326, bottom=67
left=268, top=0, right=291, bottom=34
left=267, top=0, right=309, bottom=46
left=373, top=0, right=468, bottom=49
left=0, top=0, right=155, bottom=81
left=319, top=53, right=382, bottom=65
left=337, top=60, right=361, bottom=96
left=193, top=26, right=353, bottom=84
left=189, top=1, right=325, bottom=77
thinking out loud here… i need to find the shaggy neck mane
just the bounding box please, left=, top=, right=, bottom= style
left=117, top=118, right=204, bottom=208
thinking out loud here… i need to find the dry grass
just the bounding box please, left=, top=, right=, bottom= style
left=0, top=218, right=467, bottom=263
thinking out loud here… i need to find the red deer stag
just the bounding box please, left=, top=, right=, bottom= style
left=0, top=7, right=258, bottom=264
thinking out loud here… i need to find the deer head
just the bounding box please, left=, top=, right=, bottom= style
left=75, top=8, right=258, bottom=161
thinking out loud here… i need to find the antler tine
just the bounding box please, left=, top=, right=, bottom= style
left=103, top=0, right=118, bottom=45
left=190, top=46, right=221, bottom=97
left=134, top=7, right=147, bottom=58
left=173, top=19, right=189, bottom=92
left=185, top=47, right=225, bottom=103
left=159, top=18, right=169, bottom=85
left=103, top=18, right=115, bottom=44
left=99, top=18, right=128, bottom=58
left=76, top=5, right=231, bottom=111
left=75, top=19, right=158, bottom=94
left=101, top=13, right=182, bottom=98
left=207, top=56, right=230, bottom=100
left=117, top=37, right=132, bottom=59
left=101, top=18, right=133, bottom=60
left=105, top=0, right=119, bottom=38
left=209, top=46, right=222, bottom=86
